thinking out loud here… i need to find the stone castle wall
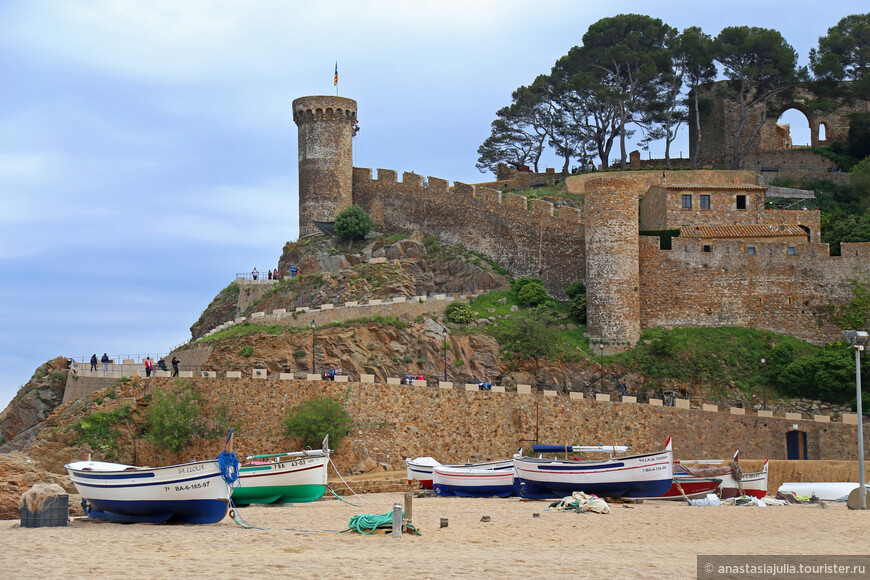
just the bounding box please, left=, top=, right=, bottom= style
left=351, top=168, right=585, bottom=297
left=122, top=378, right=869, bottom=474
left=639, top=237, right=870, bottom=344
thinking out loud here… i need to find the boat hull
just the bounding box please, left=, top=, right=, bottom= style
left=719, top=461, right=769, bottom=499
left=66, top=459, right=232, bottom=524
left=433, top=460, right=516, bottom=498
left=640, top=476, right=722, bottom=500
left=514, top=449, right=673, bottom=499
left=234, top=456, right=328, bottom=505
left=406, top=458, right=440, bottom=489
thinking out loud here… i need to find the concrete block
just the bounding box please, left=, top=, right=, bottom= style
left=251, top=312, right=265, bottom=319
left=434, top=294, right=447, bottom=300
left=392, top=297, right=407, bottom=304
left=543, top=390, right=557, bottom=398
left=155, top=370, right=171, bottom=378
left=368, top=299, right=383, bottom=306
left=675, top=399, right=690, bottom=409
left=439, top=381, right=453, bottom=389
left=492, top=386, right=505, bottom=393
left=334, top=375, right=348, bottom=383
left=225, top=371, right=242, bottom=379
left=369, top=257, right=387, bottom=264
left=785, top=412, right=802, bottom=421
left=360, top=374, right=375, bottom=383
left=306, top=373, right=321, bottom=381
left=344, top=301, right=359, bottom=307
left=178, top=371, right=193, bottom=378
left=730, top=407, right=745, bottom=415
left=843, top=413, right=859, bottom=425
left=757, top=410, right=774, bottom=418
left=702, top=404, right=718, bottom=412
left=517, top=384, right=532, bottom=395
left=122, top=359, right=135, bottom=365
left=621, top=396, right=637, bottom=404
left=272, top=309, right=286, bottom=316
left=649, top=398, right=663, bottom=406
left=418, top=295, right=427, bottom=302
left=319, top=303, right=334, bottom=310
left=411, top=379, right=426, bottom=387
left=234, top=317, right=246, bottom=324
left=464, top=384, right=478, bottom=392
left=813, top=414, right=831, bottom=423
left=569, top=392, right=584, bottom=400
left=295, top=307, right=310, bottom=313
left=387, top=377, right=401, bottom=385
left=279, top=373, right=294, bottom=380
left=252, top=369, right=267, bottom=379
left=595, top=393, right=611, bottom=402
left=200, top=371, right=215, bottom=378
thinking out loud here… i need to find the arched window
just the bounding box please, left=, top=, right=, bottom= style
left=775, top=108, right=811, bottom=149
left=818, top=122, right=827, bottom=142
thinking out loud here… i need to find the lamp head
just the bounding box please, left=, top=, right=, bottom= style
left=843, top=330, right=869, bottom=347
left=311, top=320, right=316, bottom=329
left=760, top=356, right=766, bottom=364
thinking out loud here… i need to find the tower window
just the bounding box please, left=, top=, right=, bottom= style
left=787, top=246, right=796, bottom=256
left=736, top=195, right=747, bottom=210
left=681, top=194, right=692, bottom=209
left=702, top=245, right=712, bottom=253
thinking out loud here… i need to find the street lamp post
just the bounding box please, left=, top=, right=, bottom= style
left=311, top=320, right=316, bottom=375
left=599, top=340, right=604, bottom=394
left=843, top=330, right=868, bottom=510
left=761, top=355, right=767, bottom=411
left=443, top=328, right=448, bottom=382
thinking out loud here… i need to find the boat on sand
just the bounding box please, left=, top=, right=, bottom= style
left=433, top=459, right=516, bottom=498
left=233, top=436, right=331, bottom=506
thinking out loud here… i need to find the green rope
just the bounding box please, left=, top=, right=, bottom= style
left=329, top=487, right=363, bottom=507
left=347, top=511, right=421, bottom=535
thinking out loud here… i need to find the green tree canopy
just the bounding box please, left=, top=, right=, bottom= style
left=334, top=205, right=373, bottom=240
left=713, top=26, right=801, bottom=169
left=810, top=13, right=870, bottom=100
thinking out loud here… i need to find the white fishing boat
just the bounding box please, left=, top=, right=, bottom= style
left=406, top=456, right=440, bottom=489
left=432, top=459, right=516, bottom=497
left=65, top=432, right=238, bottom=524
left=777, top=481, right=867, bottom=501
left=234, top=436, right=331, bottom=505
left=718, top=458, right=769, bottom=499
left=514, top=439, right=674, bottom=499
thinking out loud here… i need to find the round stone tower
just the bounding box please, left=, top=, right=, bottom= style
left=584, top=175, right=641, bottom=349
left=292, top=96, right=358, bottom=237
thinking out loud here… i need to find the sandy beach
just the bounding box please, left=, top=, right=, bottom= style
left=2, top=491, right=868, bottom=579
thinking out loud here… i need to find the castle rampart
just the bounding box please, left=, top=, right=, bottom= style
left=352, top=167, right=585, bottom=296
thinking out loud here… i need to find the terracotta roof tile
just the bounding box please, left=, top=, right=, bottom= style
left=681, top=225, right=807, bottom=238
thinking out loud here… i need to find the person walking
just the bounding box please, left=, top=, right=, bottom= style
left=144, top=357, right=153, bottom=378
left=620, top=379, right=628, bottom=399
left=90, top=354, right=98, bottom=372
left=252, top=267, right=259, bottom=280
left=171, top=356, right=180, bottom=377
left=100, top=353, right=109, bottom=372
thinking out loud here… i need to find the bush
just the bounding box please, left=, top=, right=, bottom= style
left=445, top=301, right=474, bottom=324
left=334, top=205, right=373, bottom=240
left=512, top=277, right=541, bottom=294
left=69, top=405, right=132, bottom=460
left=570, top=293, right=587, bottom=324
left=565, top=281, right=586, bottom=300
left=284, top=397, right=352, bottom=449
left=239, top=345, right=254, bottom=357
left=488, top=306, right=562, bottom=360
left=142, top=384, right=230, bottom=453
left=517, top=281, right=549, bottom=307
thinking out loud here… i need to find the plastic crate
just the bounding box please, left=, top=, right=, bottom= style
left=20, top=494, right=69, bottom=528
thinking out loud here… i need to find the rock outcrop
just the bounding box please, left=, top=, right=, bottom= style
left=0, top=357, right=69, bottom=452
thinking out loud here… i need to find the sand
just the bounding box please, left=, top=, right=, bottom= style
left=1, top=492, right=868, bottom=579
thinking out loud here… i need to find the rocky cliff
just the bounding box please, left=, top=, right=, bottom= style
left=0, top=357, right=69, bottom=452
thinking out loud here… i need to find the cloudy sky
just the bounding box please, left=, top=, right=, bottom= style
left=0, top=0, right=864, bottom=408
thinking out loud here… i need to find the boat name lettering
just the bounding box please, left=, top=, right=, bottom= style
left=637, top=455, right=665, bottom=463
left=178, top=464, right=206, bottom=474
left=175, top=481, right=210, bottom=492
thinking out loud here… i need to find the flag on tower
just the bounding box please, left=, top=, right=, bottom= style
left=334, top=62, right=338, bottom=86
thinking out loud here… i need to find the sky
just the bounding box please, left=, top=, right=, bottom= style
left=0, top=0, right=864, bottom=408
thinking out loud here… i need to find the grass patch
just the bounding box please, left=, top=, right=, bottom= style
left=68, top=405, right=133, bottom=460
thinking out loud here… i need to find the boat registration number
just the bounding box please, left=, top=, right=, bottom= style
left=275, top=459, right=307, bottom=469
left=166, top=481, right=210, bottom=492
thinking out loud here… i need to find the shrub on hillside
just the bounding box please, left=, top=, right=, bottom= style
left=565, top=281, right=587, bottom=324
left=445, top=301, right=474, bottom=324
left=68, top=405, right=132, bottom=461
left=517, top=281, right=549, bottom=307
left=334, top=205, right=373, bottom=240
left=284, top=396, right=352, bottom=449
left=512, top=277, right=541, bottom=294
left=142, top=383, right=230, bottom=453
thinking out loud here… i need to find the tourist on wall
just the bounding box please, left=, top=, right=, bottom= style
left=144, top=357, right=153, bottom=378
left=273, top=268, right=279, bottom=280
left=171, top=356, right=180, bottom=377
left=252, top=267, right=259, bottom=280
left=268, top=270, right=272, bottom=280
left=100, top=353, right=109, bottom=372
left=157, top=357, right=167, bottom=372
left=90, top=354, right=98, bottom=371
left=620, top=380, right=628, bottom=398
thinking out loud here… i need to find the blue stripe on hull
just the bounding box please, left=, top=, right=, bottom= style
left=434, top=482, right=516, bottom=498
left=516, top=477, right=673, bottom=499
left=84, top=498, right=229, bottom=524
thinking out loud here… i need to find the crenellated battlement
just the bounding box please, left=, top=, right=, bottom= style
left=292, top=96, right=357, bottom=125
